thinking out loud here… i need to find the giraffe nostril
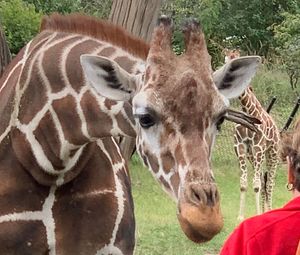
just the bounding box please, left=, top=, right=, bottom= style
left=215, top=189, right=219, bottom=201
left=205, top=189, right=215, bottom=206
left=187, top=184, right=219, bottom=207
left=192, top=189, right=201, bottom=203
left=205, top=190, right=211, bottom=205
left=190, top=186, right=204, bottom=205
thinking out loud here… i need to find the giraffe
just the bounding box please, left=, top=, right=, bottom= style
left=0, top=13, right=261, bottom=254
left=226, top=51, right=280, bottom=220
left=224, top=48, right=240, bottom=64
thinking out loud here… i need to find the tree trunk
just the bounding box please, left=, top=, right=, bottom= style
left=0, top=25, right=11, bottom=77
left=109, top=0, right=162, bottom=42
left=109, top=0, right=162, bottom=161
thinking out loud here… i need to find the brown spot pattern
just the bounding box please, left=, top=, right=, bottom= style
left=10, top=128, right=59, bottom=186
left=33, top=111, right=63, bottom=169
left=146, top=151, right=159, bottom=173
left=99, top=46, right=116, bottom=57
left=42, top=36, right=81, bottom=93
left=66, top=40, right=100, bottom=92
left=0, top=138, right=50, bottom=214
left=104, top=98, right=118, bottom=110
left=170, top=173, right=180, bottom=197
left=0, top=65, right=20, bottom=135
left=175, top=143, right=186, bottom=166
left=0, top=221, right=48, bottom=254
left=52, top=95, right=88, bottom=145
left=28, top=30, right=52, bottom=53
left=115, top=111, right=135, bottom=137
left=54, top=140, right=134, bottom=254
left=160, top=150, right=174, bottom=174
left=80, top=91, right=113, bottom=138
left=114, top=56, right=136, bottom=73
left=18, top=64, right=48, bottom=125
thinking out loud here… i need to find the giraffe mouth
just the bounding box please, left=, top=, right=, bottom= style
left=177, top=201, right=223, bottom=243
left=177, top=214, right=215, bottom=243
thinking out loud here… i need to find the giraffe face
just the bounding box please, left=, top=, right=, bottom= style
left=81, top=17, right=261, bottom=243
left=132, top=63, right=226, bottom=243
left=132, top=61, right=225, bottom=198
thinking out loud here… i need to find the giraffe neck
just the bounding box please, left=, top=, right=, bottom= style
left=1, top=30, right=145, bottom=186
left=239, top=88, right=264, bottom=117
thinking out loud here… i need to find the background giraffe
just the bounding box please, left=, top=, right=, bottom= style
left=0, top=14, right=261, bottom=254
left=225, top=50, right=280, bottom=220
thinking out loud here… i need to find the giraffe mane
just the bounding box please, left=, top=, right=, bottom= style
left=40, top=13, right=150, bottom=60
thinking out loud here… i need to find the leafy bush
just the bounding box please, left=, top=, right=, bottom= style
left=24, top=0, right=112, bottom=18
left=80, top=0, right=112, bottom=18
left=24, top=0, right=82, bottom=15
left=0, top=0, right=42, bottom=55
left=274, top=12, right=300, bottom=90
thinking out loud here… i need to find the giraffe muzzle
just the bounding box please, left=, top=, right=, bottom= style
left=177, top=183, right=223, bottom=243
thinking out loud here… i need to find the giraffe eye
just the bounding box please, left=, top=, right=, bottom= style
left=216, top=116, right=225, bottom=131
left=138, top=114, right=156, bottom=128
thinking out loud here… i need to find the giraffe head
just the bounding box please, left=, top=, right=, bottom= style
left=224, top=48, right=241, bottom=63
left=81, top=17, right=261, bottom=243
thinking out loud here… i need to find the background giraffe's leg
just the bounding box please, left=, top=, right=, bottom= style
left=252, top=145, right=265, bottom=215
left=260, top=171, right=267, bottom=213
left=234, top=136, right=248, bottom=221
left=265, top=147, right=279, bottom=212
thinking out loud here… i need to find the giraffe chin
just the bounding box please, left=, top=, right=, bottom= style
left=177, top=202, right=224, bottom=243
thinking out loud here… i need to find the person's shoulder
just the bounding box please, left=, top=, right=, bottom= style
left=240, top=201, right=300, bottom=236
left=220, top=199, right=300, bottom=255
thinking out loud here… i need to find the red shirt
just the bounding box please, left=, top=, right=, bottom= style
left=220, top=196, right=300, bottom=255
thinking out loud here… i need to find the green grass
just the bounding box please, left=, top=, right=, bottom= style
left=130, top=142, right=290, bottom=255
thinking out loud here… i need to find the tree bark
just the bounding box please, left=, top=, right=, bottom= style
left=0, top=25, right=11, bottom=77
left=109, top=0, right=163, bottom=161
left=109, top=0, right=162, bottom=42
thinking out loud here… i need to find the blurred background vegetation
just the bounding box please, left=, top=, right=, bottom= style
left=1, top=0, right=300, bottom=91
left=0, top=0, right=298, bottom=67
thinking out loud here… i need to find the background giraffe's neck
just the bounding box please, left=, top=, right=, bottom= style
left=239, top=88, right=264, bottom=117
left=0, top=30, right=146, bottom=186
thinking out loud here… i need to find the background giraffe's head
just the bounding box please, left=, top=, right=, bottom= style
left=81, top=17, right=261, bottom=243
left=224, top=48, right=241, bottom=63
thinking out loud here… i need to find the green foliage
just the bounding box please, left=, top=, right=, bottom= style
left=274, top=12, right=300, bottom=89
left=163, top=0, right=300, bottom=65
left=274, top=12, right=300, bottom=46
left=0, top=0, right=112, bottom=55
left=215, top=0, right=299, bottom=57
left=23, top=0, right=82, bottom=14
left=24, top=0, right=112, bottom=18
left=0, top=0, right=42, bottom=55
left=280, top=37, right=300, bottom=90
left=80, top=0, right=112, bottom=18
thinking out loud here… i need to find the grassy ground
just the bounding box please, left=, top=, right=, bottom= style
left=130, top=147, right=290, bottom=255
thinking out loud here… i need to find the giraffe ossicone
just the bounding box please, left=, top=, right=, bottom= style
left=0, top=13, right=261, bottom=254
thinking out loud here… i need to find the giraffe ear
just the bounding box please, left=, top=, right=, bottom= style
left=80, top=55, right=136, bottom=101
left=213, top=56, right=261, bottom=99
